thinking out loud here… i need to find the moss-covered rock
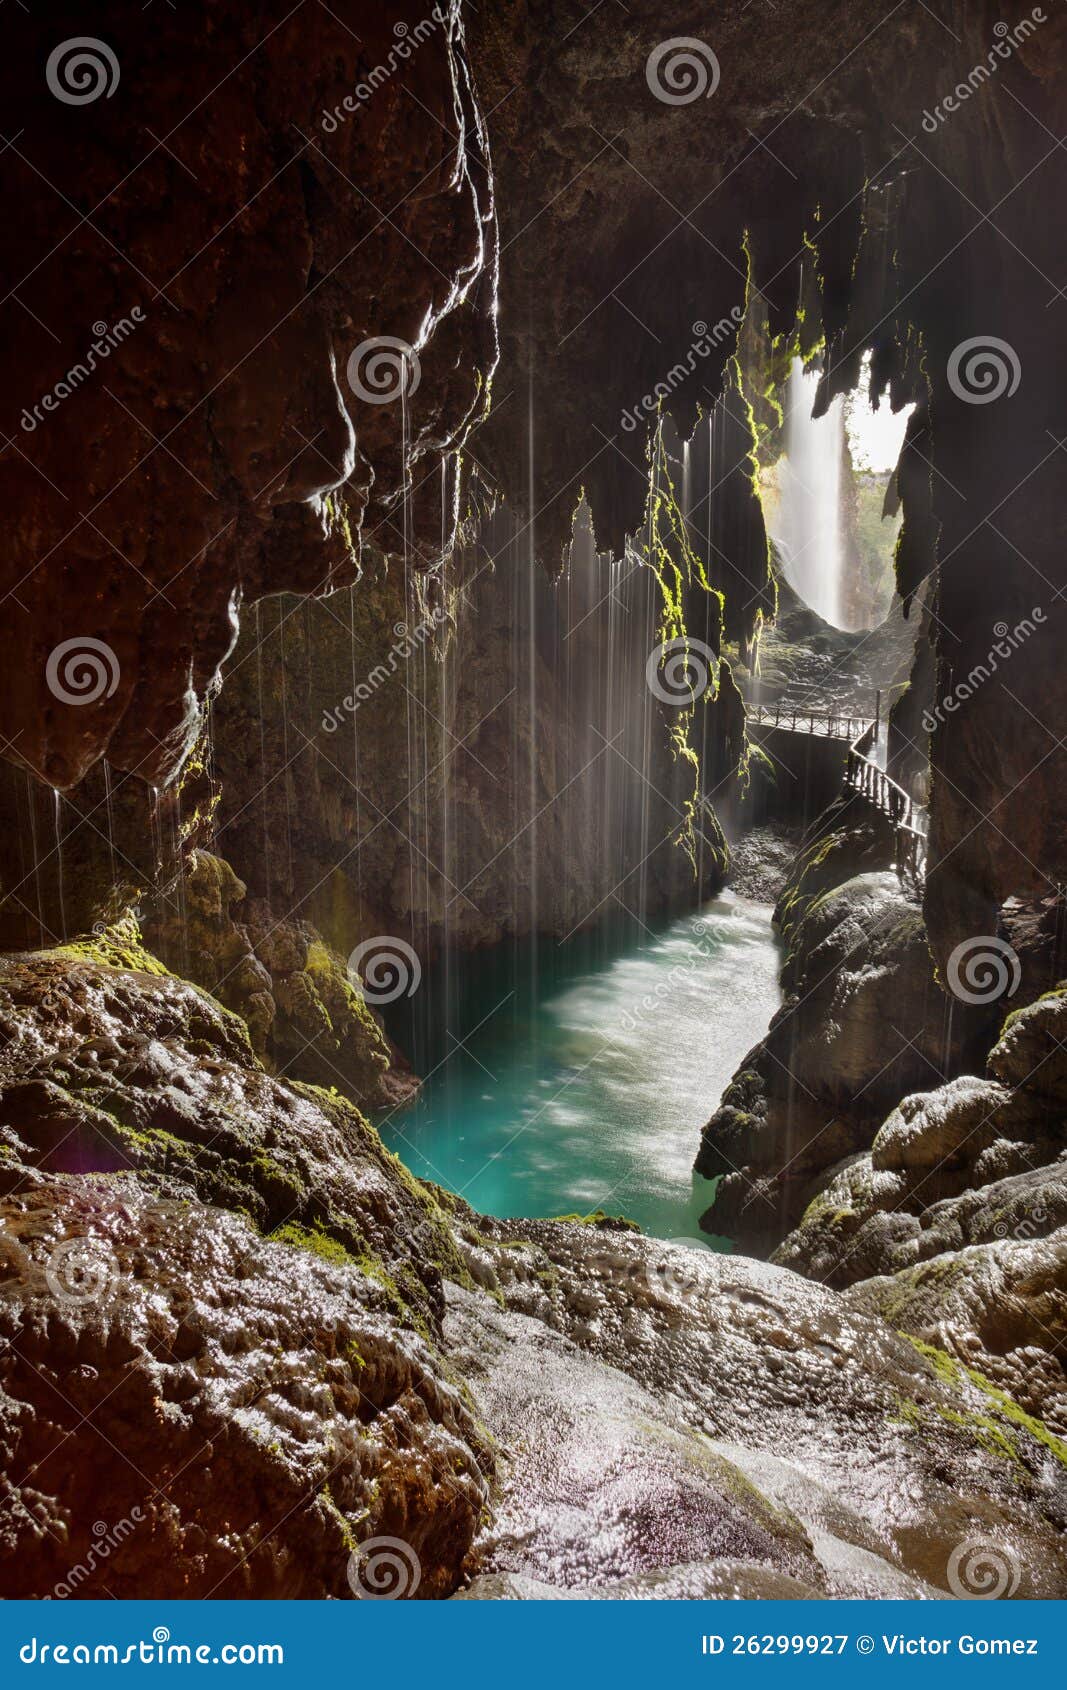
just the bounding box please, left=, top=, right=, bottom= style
left=142, top=851, right=416, bottom=1113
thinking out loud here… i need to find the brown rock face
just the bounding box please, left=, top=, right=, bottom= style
left=3, top=0, right=1064, bottom=976
left=1, top=947, right=1065, bottom=1598
left=140, top=851, right=418, bottom=1112
left=0, top=1, right=496, bottom=792
left=468, top=0, right=1067, bottom=966
left=696, top=807, right=992, bottom=1251
left=0, top=1178, right=489, bottom=1598
left=210, top=508, right=733, bottom=967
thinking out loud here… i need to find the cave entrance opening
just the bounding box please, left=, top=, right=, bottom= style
left=760, top=351, right=913, bottom=634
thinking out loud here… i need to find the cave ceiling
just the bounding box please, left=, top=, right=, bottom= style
left=0, top=0, right=1065, bottom=958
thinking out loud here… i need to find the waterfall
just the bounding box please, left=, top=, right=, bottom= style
left=773, top=358, right=846, bottom=628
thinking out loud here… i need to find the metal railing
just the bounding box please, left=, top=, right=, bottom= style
left=746, top=701, right=872, bottom=742
left=845, top=723, right=928, bottom=885
left=744, top=698, right=929, bottom=884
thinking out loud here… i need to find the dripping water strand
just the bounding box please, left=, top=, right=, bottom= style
left=51, top=789, right=66, bottom=940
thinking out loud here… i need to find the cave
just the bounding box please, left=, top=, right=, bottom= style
left=1, top=0, right=1066, bottom=1609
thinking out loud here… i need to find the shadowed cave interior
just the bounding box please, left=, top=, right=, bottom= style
left=1, top=0, right=1066, bottom=1602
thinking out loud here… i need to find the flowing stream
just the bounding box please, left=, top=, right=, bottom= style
left=380, top=889, right=782, bottom=1242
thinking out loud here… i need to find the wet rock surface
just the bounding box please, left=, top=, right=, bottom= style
left=732, top=578, right=919, bottom=719
left=772, top=987, right=1067, bottom=1430
left=451, top=1218, right=1067, bottom=1598
left=142, top=851, right=417, bottom=1113
left=2, top=946, right=1065, bottom=1598
left=0, top=1175, right=489, bottom=1598
left=0, top=944, right=457, bottom=1324
left=696, top=842, right=988, bottom=1250
left=726, top=825, right=806, bottom=905
left=0, top=2, right=496, bottom=794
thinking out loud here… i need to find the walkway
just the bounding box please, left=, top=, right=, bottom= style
left=745, top=704, right=928, bottom=885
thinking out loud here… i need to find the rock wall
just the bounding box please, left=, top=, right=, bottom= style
left=697, top=797, right=992, bottom=1249
left=2, top=943, right=1065, bottom=1597
left=2, top=0, right=1067, bottom=1605
left=210, top=504, right=738, bottom=968
left=0, top=1, right=496, bottom=793
left=700, top=799, right=1067, bottom=1441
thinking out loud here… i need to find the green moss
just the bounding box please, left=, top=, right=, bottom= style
left=270, top=1219, right=353, bottom=1267
left=640, top=424, right=727, bottom=877
left=932, top=1403, right=1024, bottom=1471
left=54, top=912, right=171, bottom=978
left=318, top=1483, right=364, bottom=1554
left=902, top=1336, right=1067, bottom=1472
left=549, top=1208, right=642, bottom=1232
left=997, top=981, right=1067, bottom=1040
left=964, top=1367, right=1067, bottom=1468
left=905, top=1335, right=962, bottom=1386
left=888, top=1394, right=925, bottom=1429
left=251, top=1150, right=305, bottom=1207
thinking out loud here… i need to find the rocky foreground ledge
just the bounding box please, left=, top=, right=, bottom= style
left=0, top=937, right=1065, bottom=1599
